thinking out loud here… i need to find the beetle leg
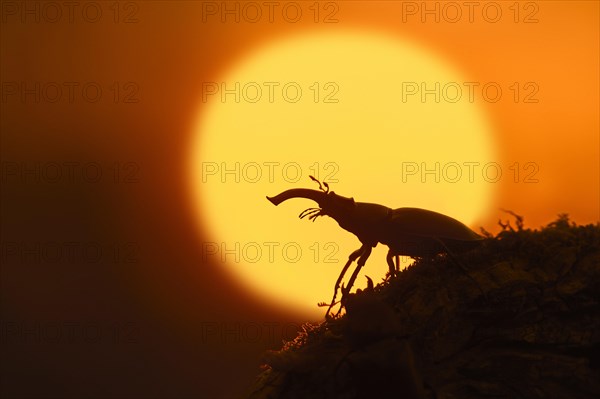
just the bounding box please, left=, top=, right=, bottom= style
left=325, top=245, right=367, bottom=317
left=337, top=246, right=372, bottom=315
left=386, top=250, right=396, bottom=278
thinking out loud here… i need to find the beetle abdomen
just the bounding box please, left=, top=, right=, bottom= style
left=389, top=207, right=483, bottom=242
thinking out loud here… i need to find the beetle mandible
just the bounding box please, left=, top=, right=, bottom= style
left=267, top=176, right=485, bottom=316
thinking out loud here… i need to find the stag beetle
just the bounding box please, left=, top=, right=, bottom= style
left=267, top=176, right=485, bottom=316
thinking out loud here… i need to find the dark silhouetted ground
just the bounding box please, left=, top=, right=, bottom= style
left=245, top=215, right=600, bottom=399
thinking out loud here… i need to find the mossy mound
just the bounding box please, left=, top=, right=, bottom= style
left=246, top=215, right=600, bottom=399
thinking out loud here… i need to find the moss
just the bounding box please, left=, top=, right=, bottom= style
left=245, top=216, right=600, bottom=399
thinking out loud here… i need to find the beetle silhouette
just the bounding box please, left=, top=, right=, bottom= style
left=267, top=176, right=485, bottom=316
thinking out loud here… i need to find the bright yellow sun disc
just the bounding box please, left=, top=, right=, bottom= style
left=191, top=30, right=496, bottom=319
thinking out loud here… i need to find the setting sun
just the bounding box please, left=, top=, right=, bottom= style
left=3, top=1, right=599, bottom=397
left=191, top=30, right=497, bottom=318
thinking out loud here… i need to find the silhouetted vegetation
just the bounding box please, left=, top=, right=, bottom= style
left=246, top=215, right=600, bottom=399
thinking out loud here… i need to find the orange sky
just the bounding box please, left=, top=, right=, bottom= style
left=1, top=1, right=598, bottom=398
left=196, top=0, right=600, bottom=228
left=3, top=1, right=598, bottom=226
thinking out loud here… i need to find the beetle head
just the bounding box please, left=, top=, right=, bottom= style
left=316, top=190, right=355, bottom=221
left=266, top=176, right=355, bottom=222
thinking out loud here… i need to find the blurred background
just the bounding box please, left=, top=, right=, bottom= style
left=1, top=1, right=598, bottom=398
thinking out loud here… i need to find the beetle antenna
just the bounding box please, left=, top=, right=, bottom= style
left=323, top=181, right=330, bottom=193
left=309, top=175, right=322, bottom=189
left=309, top=175, right=329, bottom=193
